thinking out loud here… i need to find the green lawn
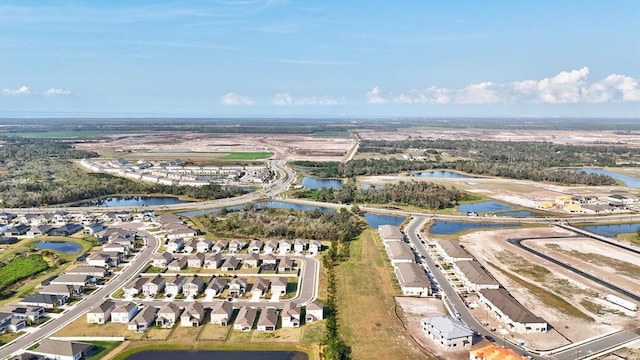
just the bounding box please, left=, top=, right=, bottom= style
left=86, top=341, right=123, bottom=360
left=0, top=255, right=49, bottom=293
left=311, top=130, right=350, bottom=137
left=222, top=152, right=273, bottom=160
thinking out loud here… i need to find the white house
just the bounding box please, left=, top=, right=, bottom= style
left=128, top=306, right=157, bottom=332
left=478, top=288, right=548, bottom=333
left=421, top=316, right=474, bottom=349
left=86, top=300, right=115, bottom=324
left=111, top=302, right=139, bottom=323
left=281, top=303, right=301, bottom=328
left=209, top=301, right=234, bottom=326
left=305, top=301, right=324, bottom=322
left=30, top=339, right=93, bottom=360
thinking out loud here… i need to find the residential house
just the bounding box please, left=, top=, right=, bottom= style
left=256, top=308, right=278, bottom=332
left=228, top=239, right=246, bottom=253
left=205, top=277, right=227, bottom=298
left=180, top=302, right=205, bottom=327
left=183, top=276, right=205, bottom=298
left=78, top=212, right=97, bottom=224
left=17, top=213, right=38, bottom=225
left=167, top=257, right=188, bottom=271
left=114, top=211, right=133, bottom=222
left=229, top=277, right=248, bottom=297
left=182, top=239, right=199, bottom=254
left=30, top=338, right=93, bottom=360
left=203, top=253, right=223, bottom=269
left=243, top=253, right=260, bottom=268
left=187, top=253, right=205, bottom=268
left=435, top=240, right=474, bottom=264
left=270, top=277, right=288, bottom=297
left=378, top=225, right=403, bottom=243
left=166, top=238, right=185, bottom=253
left=278, top=239, right=293, bottom=254
left=26, top=225, right=54, bottom=238
left=221, top=256, right=240, bottom=271
left=261, top=254, right=278, bottom=271
left=211, top=240, right=228, bottom=254
left=137, top=209, right=156, bottom=222
left=156, top=303, right=182, bottom=328
left=49, top=224, right=83, bottom=237
left=142, top=276, right=166, bottom=297
left=128, top=306, right=156, bottom=332
left=0, top=212, right=17, bottom=225
left=263, top=240, right=278, bottom=254
left=111, top=302, right=139, bottom=323
left=50, top=274, right=91, bottom=287
left=165, top=276, right=186, bottom=297
left=65, top=266, right=107, bottom=279
left=308, top=240, right=322, bottom=255
left=209, top=301, right=234, bottom=326
left=165, top=223, right=198, bottom=240
left=0, top=312, right=14, bottom=332
left=421, top=316, right=474, bottom=349
left=151, top=252, right=173, bottom=268
left=384, top=241, right=415, bottom=265
left=293, top=239, right=307, bottom=254
left=281, top=303, right=301, bottom=328
left=8, top=317, right=26, bottom=332
left=85, top=252, right=114, bottom=268
left=102, top=243, right=127, bottom=256
left=86, top=300, right=116, bottom=324
left=478, top=287, right=548, bottom=333
left=123, top=277, right=147, bottom=297
left=40, top=284, right=80, bottom=298
left=196, top=239, right=213, bottom=253
left=251, top=278, right=270, bottom=298
left=4, top=224, right=29, bottom=236
left=53, top=211, right=72, bottom=224
left=453, top=261, right=500, bottom=292
left=233, top=307, right=257, bottom=332
left=248, top=239, right=263, bottom=254
left=278, top=257, right=294, bottom=272
left=19, top=294, right=66, bottom=309
left=394, top=263, right=431, bottom=297
left=0, top=305, right=44, bottom=322
left=83, top=222, right=105, bottom=236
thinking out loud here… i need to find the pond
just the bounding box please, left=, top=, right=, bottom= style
left=364, top=213, right=405, bottom=228
left=408, top=170, right=475, bottom=178
left=125, top=350, right=307, bottom=360
left=428, top=221, right=518, bottom=235
left=78, top=196, right=189, bottom=207
left=300, top=176, right=344, bottom=190
left=496, top=210, right=537, bottom=217
left=457, top=201, right=515, bottom=214
left=179, top=201, right=334, bottom=217
left=580, top=223, right=640, bottom=237
left=361, top=183, right=384, bottom=190
left=34, top=241, right=82, bottom=253
left=569, top=168, right=640, bottom=188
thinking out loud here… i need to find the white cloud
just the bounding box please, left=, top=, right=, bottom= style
left=1, top=86, right=31, bottom=95
left=221, top=92, right=254, bottom=106
left=273, top=92, right=341, bottom=106
left=366, top=86, right=385, bottom=104
left=44, top=88, right=72, bottom=95
left=384, top=67, right=640, bottom=105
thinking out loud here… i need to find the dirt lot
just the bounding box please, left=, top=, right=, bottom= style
left=77, top=132, right=355, bottom=162
left=455, top=226, right=639, bottom=350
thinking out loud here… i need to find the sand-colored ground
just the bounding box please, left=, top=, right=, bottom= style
left=77, top=132, right=355, bottom=162
left=456, top=226, right=639, bottom=350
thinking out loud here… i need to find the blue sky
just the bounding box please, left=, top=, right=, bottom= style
left=1, top=0, right=639, bottom=118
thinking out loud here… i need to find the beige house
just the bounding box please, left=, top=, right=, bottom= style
left=86, top=300, right=115, bottom=324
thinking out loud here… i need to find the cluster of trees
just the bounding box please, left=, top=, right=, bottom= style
left=294, top=138, right=626, bottom=185
left=199, top=206, right=363, bottom=244
left=299, top=181, right=465, bottom=209
left=322, top=243, right=349, bottom=360
left=0, top=138, right=245, bottom=207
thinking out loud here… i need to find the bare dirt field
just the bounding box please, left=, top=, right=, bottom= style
left=356, top=128, right=640, bottom=148
left=456, top=227, right=639, bottom=350
left=77, top=132, right=355, bottom=162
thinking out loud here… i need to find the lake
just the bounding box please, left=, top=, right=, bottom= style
left=569, top=168, right=640, bottom=188
left=78, top=196, right=188, bottom=207
left=300, top=176, right=344, bottom=190
left=428, top=221, right=518, bottom=235
left=409, top=170, right=474, bottom=178
left=364, top=213, right=405, bottom=228
left=458, top=201, right=515, bottom=213
left=125, top=350, right=307, bottom=360
left=580, top=223, right=640, bottom=237
left=34, top=241, right=82, bottom=253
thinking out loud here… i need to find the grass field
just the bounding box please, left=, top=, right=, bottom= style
left=0, top=331, right=24, bottom=346
left=0, top=255, right=49, bottom=293
left=86, top=341, right=123, bottom=360
left=311, top=130, right=350, bottom=137
left=221, top=152, right=273, bottom=160
left=335, top=228, right=433, bottom=360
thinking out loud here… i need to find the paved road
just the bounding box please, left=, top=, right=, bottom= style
left=0, top=225, right=159, bottom=359
left=548, top=328, right=640, bottom=360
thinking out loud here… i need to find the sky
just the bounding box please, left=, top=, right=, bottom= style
left=0, top=0, right=639, bottom=118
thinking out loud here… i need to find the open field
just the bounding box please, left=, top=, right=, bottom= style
left=2, top=131, right=131, bottom=138
left=336, top=228, right=434, bottom=360
left=53, top=317, right=146, bottom=340
left=222, top=151, right=273, bottom=160
left=459, top=227, right=640, bottom=349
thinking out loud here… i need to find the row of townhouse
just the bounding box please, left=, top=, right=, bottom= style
left=432, top=239, right=548, bottom=333
left=124, top=274, right=291, bottom=299
left=152, top=252, right=295, bottom=273
left=87, top=299, right=323, bottom=332
left=165, top=237, right=322, bottom=256
left=0, top=209, right=155, bottom=228
left=379, top=225, right=432, bottom=297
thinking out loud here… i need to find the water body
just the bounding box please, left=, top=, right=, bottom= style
left=361, top=183, right=384, bottom=190
left=569, top=168, right=640, bottom=188
left=179, top=201, right=334, bottom=217
left=125, top=350, right=307, bottom=360
left=428, top=221, right=518, bottom=235
left=34, top=241, right=82, bottom=253
left=457, top=201, right=515, bottom=213
left=496, top=210, right=536, bottom=217
left=300, top=176, right=344, bottom=190
left=78, top=196, right=188, bottom=207
left=581, top=223, right=640, bottom=237
left=409, top=170, right=475, bottom=178
left=364, top=213, right=405, bottom=228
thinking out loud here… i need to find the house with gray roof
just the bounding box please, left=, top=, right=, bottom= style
left=384, top=241, right=415, bottom=265
left=20, top=294, right=66, bottom=309
left=123, top=277, right=147, bottom=297
left=263, top=240, right=278, bottom=254
left=167, top=257, right=188, bottom=271
left=281, top=303, right=301, bottom=328
left=156, top=303, right=182, bottom=328
left=30, top=338, right=93, bottom=360
left=203, top=253, right=223, bottom=269
left=212, top=240, right=228, bottom=254
left=196, top=239, right=213, bottom=253
left=435, top=240, right=474, bottom=264
left=421, top=315, right=474, bottom=349
left=394, top=263, right=431, bottom=297
left=305, top=301, right=324, bottom=322
left=205, top=277, right=227, bottom=298
left=248, top=239, right=263, bottom=254
left=233, top=307, right=257, bottom=332
left=40, top=284, right=80, bottom=298
left=270, top=277, right=288, bottom=297
left=251, top=278, right=270, bottom=298
left=111, top=302, right=138, bottom=323
left=378, top=225, right=403, bottom=243
left=142, top=276, right=166, bottom=297
left=221, top=256, right=240, bottom=271
left=256, top=308, right=278, bottom=332
left=183, top=276, right=205, bottom=298
left=65, top=266, right=107, bottom=279
left=165, top=275, right=186, bottom=297
left=128, top=306, right=157, bottom=332
left=229, top=277, right=247, bottom=297
left=210, top=301, right=234, bottom=326
left=86, top=300, right=116, bottom=324
left=152, top=252, right=173, bottom=268
left=187, top=253, right=205, bottom=268
left=243, top=253, right=260, bottom=268
left=453, top=261, right=500, bottom=292
left=278, top=257, right=294, bottom=272
left=478, top=287, right=548, bottom=333
left=180, top=302, right=205, bottom=327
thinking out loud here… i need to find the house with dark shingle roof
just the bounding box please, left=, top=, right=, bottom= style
left=478, top=287, right=548, bottom=333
